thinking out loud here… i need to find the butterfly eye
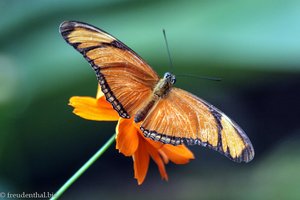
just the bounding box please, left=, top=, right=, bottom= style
left=164, top=72, right=171, bottom=79
left=163, top=72, right=176, bottom=84
left=171, top=78, right=176, bottom=84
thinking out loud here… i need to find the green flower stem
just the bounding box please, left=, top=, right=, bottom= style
left=51, top=134, right=116, bottom=200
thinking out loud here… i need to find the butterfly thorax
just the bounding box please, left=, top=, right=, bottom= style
left=134, top=72, right=176, bottom=123
left=153, top=72, right=176, bottom=97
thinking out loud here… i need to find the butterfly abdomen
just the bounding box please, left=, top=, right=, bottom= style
left=134, top=98, right=156, bottom=123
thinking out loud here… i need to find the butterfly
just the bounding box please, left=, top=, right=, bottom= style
left=59, top=21, right=254, bottom=163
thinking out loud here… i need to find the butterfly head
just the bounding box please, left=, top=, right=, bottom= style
left=164, top=72, right=176, bottom=85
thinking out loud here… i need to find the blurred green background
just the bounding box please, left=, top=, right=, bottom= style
left=1, top=0, right=300, bottom=199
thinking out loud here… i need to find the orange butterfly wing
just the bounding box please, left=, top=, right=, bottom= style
left=59, top=21, right=159, bottom=118
left=140, top=88, right=254, bottom=163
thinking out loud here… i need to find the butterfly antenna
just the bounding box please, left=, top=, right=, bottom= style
left=163, top=29, right=220, bottom=82
left=177, top=74, right=222, bottom=82
left=163, top=29, right=174, bottom=73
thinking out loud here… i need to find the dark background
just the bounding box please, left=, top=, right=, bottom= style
left=1, top=0, right=300, bottom=199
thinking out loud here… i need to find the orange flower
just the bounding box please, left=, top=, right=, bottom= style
left=69, top=86, right=194, bottom=185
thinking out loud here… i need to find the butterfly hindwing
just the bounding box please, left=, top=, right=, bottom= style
left=59, top=21, right=159, bottom=118
left=140, top=88, right=254, bottom=163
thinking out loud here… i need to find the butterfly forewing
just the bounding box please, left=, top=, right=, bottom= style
left=140, top=88, right=254, bottom=163
left=59, top=21, right=159, bottom=118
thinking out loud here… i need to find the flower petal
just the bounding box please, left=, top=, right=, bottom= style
left=145, top=140, right=168, bottom=181
left=161, top=144, right=195, bottom=164
left=116, top=118, right=139, bottom=156
left=141, top=132, right=194, bottom=164
left=96, top=95, right=118, bottom=111
left=69, top=96, right=119, bottom=121
left=133, top=138, right=150, bottom=185
left=144, top=136, right=164, bottom=149
left=158, top=149, right=169, bottom=164
left=96, top=84, right=104, bottom=99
